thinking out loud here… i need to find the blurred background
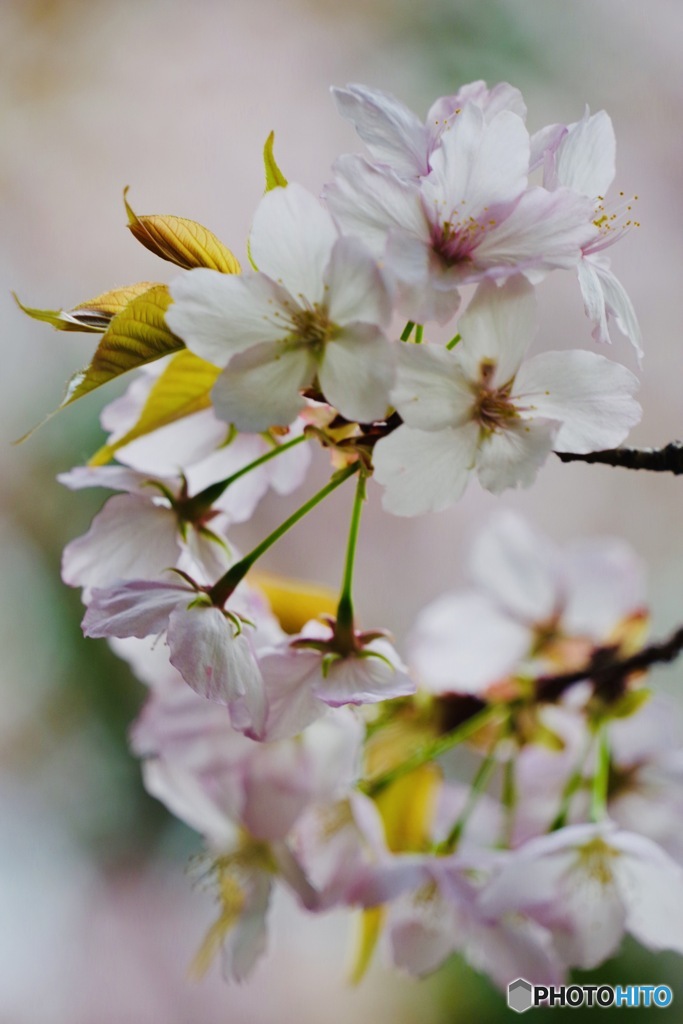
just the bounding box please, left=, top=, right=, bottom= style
left=3, top=0, right=683, bottom=1019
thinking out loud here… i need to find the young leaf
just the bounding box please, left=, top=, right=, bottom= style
left=13, top=282, right=159, bottom=333
left=263, top=131, right=288, bottom=191
left=63, top=284, right=184, bottom=407
left=124, top=188, right=241, bottom=273
left=89, top=349, right=221, bottom=464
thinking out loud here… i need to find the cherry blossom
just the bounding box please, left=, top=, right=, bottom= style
left=372, top=277, right=641, bottom=515
left=325, top=103, right=596, bottom=323
left=542, top=108, right=642, bottom=356
left=167, top=183, right=396, bottom=429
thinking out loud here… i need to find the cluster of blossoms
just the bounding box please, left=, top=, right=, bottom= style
left=23, top=79, right=683, bottom=994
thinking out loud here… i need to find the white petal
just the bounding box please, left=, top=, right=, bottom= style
left=473, top=186, right=596, bottom=273
left=62, top=495, right=181, bottom=590
left=392, top=343, right=475, bottom=431
left=318, top=324, right=395, bottom=423
left=332, top=83, right=430, bottom=178
left=577, top=257, right=610, bottom=345
left=384, top=231, right=463, bottom=325
left=513, top=349, right=641, bottom=452
left=250, top=183, right=337, bottom=304
left=476, top=419, right=558, bottom=493
left=469, top=511, right=562, bottom=624
left=562, top=538, right=646, bottom=639
left=324, top=155, right=429, bottom=254
left=409, top=589, right=532, bottom=694
left=614, top=831, right=683, bottom=955
left=425, top=105, right=529, bottom=216
left=168, top=269, right=290, bottom=365
left=591, top=259, right=643, bottom=360
left=167, top=605, right=266, bottom=735
left=428, top=82, right=527, bottom=131
left=324, top=235, right=391, bottom=328
left=555, top=109, right=616, bottom=199
left=211, top=341, right=316, bottom=431
left=225, top=871, right=272, bottom=982
left=373, top=424, right=479, bottom=516
left=456, top=277, right=537, bottom=387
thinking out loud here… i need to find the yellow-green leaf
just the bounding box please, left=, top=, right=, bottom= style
left=263, top=131, right=288, bottom=191
left=124, top=188, right=241, bottom=273
left=251, top=571, right=337, bottom=634
left=374, top=764, right=441, bottom=853
left=348, top=907, right=384, bottom=985
left=89, top=349, right=221, bottom=465
left=63, top=284, right=184, bottom=407
left=14, top=282, right=161, bottom=333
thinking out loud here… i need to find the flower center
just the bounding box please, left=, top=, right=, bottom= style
left=433, top=205, right=497, bottom=266
left=587, top=191, right=640, bottom=254
left=471, top=360, right=518, bottom=430
left=289, top=305, right=334, bottom=354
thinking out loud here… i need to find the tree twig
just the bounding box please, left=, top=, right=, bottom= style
left=556, top=442, right=683, bottom=475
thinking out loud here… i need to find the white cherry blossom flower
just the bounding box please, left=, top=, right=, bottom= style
left=409, top=510, right=647, bottom=695
left=82, top=578, right=267, bottom=734
left=543, top=108, right=642, bottom=357
left=325, top=104, right=596, bottom=323
left=372, top=277, right=641, bottom=515
left=254, top=619, right=416, bottom=741
left=332, top=80, right=527, bottom=181
left=481, top=821, right=683, bottom=970
left=167, top=183, right=396, bottom=430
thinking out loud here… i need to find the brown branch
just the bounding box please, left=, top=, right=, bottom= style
left=555, top=442, right=683, bottom=475
left=536, top=623, right=683, bottom=702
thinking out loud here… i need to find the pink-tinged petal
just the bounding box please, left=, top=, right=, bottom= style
left=167, top=605, right=266, bottom=736
left=466, top=916, right=564, bottom=990
left=82, top=579, right=192, bottom=639
left=373, top=423, right=479, bottom=516
left=324, top=236, right=392, bottom=328
left=324, top=155, right=429, bottom=254
left=613, top=831, right=683, bottom=955
left=254, top=647, right=327, bottom=742
left=554, top=109, right=616, bottom=199
left=473, top=186, right=597, bottom=273
left=469, top=511, right=562, bottom=625
left=476, top=418, right=559, bottom=494
left=313, top=640, right=415, bottom=706
left=301, top=711, right=364, bottom=798
left=390, top=911, right=457, bottom=977
left=384, top=230, right=464, bottom=325
left=428, top=82, right=527, bottom=132
left=529, top=122, right=567, bottom=174
left=142, top=758, right=238, bottom=849
left=211, top=341, right=316, bottom=432
left=168, top=269, right=291, bottom=365
left=513, top=349, right=641, bottom=453
left=392, top=343, right=474, bottom=431
left=318, top=324, right=395, bottom=423
left=240, top=744, right=314, bottom=840
left=425, top=105, right=529, bottom=216
left=62, top=495, right=181, bottom=590
left=590, top=259, right=643, bottom=360
left=456, top=277, right=537, bottom=387
left=249, top=183, right=337, bottom=304
left=409, top=590, right=532, bottom=694
left=332, top=83, right=431, bottom=178
left=57, top=465, right=166, bottom=495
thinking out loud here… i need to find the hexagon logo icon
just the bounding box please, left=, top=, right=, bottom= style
left=508, top=978, right=533, bottom=1013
